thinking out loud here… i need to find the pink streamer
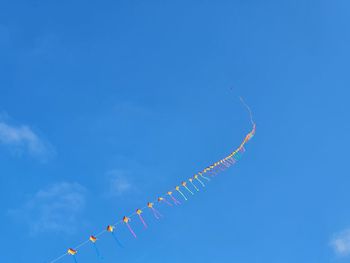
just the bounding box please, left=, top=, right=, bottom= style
left=222, top=161, right=230, bottom=168
left=227, top=158, right=236, bottom=164
left=138, top=214, right=148, bottom=229
left=151, top=207, right=162, bottom=219
left=170, top=195, right=181, bottom=205
left=126, top=223, right=137, bottom=238
left=162, top=198, right=173, bottom=206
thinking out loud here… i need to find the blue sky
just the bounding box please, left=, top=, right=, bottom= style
left=0, top=0, right=349, bottom=262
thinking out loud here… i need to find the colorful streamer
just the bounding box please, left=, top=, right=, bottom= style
left=194, top=174, right=205, bottom=187
left=136, top=209, right=148, bottom=228
left=181, top=181, right=194, bottom=195
left=198, top=172, right=210, bottom=181
left=158, top=197, right=172, bottom=206
left=167, top=191, right=181, bottom=205
left=47, top=98, right=256, bottom=263
left=175, top=186, right=187, bottom=201
left=189, top=178, right=199, bottom=192
left=123, top=216, right=137, bottom=238
left=147, top=202, right=162, bottom=219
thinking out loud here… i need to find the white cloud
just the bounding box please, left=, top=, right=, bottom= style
left=9, top=182, right=87, bottom=235
left=331, top=229, right=350, bottom=256
left=106, top=169, right=134, bottom=197
left=0, top=121, right=54, bottom=161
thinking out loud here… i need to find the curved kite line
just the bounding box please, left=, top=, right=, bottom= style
left=48, top=98, right=256, bottom=263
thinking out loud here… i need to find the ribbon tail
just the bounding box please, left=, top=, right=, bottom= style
left=222, top=162, right=230, bottom=168
left=138, top=215, right=148, bottom=228
left=150, top=207, right=162, bottom=219
left=218, top=165, right=225, bottom=171
left=152, top=207, right=163, bottom=219
left=177, top=190, right=188, bottom=201
left=93, top=243, right=103, bottom=260
left=190, top=181, right=199, bottom=191
left=200, top=174, right=211, bottom=181
left=126, top=223, right=137, bottom=238
left=184, top=186, right=194, bottom=195
left=196, top=178, right=205, bottom=187
left=72, top=255, right=78, bottom=263
left=111, top=232, right=123, bottom=248
left=227, top=158, right=235, bottom=164
left=171, top=195, right=181, bottom=205
left=163, top=198, right=173, bottom=206
left=151, top=208, right=159, bottom=219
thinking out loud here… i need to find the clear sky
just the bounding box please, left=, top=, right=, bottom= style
left=0, top=0, right=349, bottom=263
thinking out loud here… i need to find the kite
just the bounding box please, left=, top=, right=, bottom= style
left=89, top=235, right=103, bottom=260
left=47, top=97, right=256, bottom=263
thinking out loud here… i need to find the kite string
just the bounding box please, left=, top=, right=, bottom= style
left=47, top=97, right=255, bottom=263
left=48, top=130, right=253, bottom=263
left=239, top=96, right=255, bottom=126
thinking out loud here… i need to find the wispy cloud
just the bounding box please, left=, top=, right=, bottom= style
left=106, top=169, right=135, bottom=197
left=0, top=120, right=54, bottom=161
left=330, top=229, right=350, bottom=256
left=8, top=182, right=87, bottom=235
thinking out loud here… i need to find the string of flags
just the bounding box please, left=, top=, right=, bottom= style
left=48, top=98, right=256, bottom=263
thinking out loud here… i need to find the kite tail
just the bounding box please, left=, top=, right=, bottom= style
left=227, top=158, right=236, bottom=165
left=196, top=177, right=205, bottom=187
left=138, top=214, right=148, bottom=229
left=223, top=162, right=230, bottom=169
left=162, top=198, right=173, bottom=206
left=219, top=163, right=228, bottom=169
left=93, top=243, right=103, bottom=260
left=72, top=256, right=78, bottom=263
left=217, top=165, right=225, bottom=172
left=200, top=174, right=211, bottom=181
left=222, top=161, right=230, bottom=168
left=177, top=189, right=188, bottom=201
left=211, top=167, right=220, bottom=175
left=208, top=171, right=217, bottom=177
left=151, top=207, right=162, bottom=219
left=170, top=195, right=181, bottom=205
left=233, top=152, right=241, bottom=160
left=111, top=232, right=123, bottom=248
left=217, top=165, right=225, bottom=171
left=126, top=223, right=137, bottom=238
left=184, top=185, right=194, bottom=195
left=190, top=181, right=199, bottom=191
